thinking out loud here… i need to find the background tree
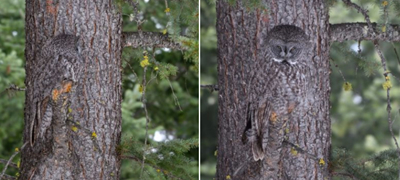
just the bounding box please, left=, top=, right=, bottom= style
left=201, top=0, right=400, bottom=179
left=0, top=0, right=199, bottom=179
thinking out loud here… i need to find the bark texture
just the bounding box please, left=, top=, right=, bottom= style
left=216, top=0, right=331, bottom=179
left=22, top=1, right=122, bottom=179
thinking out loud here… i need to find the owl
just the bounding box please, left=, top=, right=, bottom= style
left=243, top=25, right=311, bottom=161
left=29, top=34, right=83, bottom=146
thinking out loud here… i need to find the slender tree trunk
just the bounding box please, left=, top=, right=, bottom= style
left=216, top=0, right=331, bottom=179
left=21, top=1, right=122, bottom=179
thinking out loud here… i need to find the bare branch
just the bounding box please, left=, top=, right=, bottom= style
left=0, top=174, right=16, bottom=180
left=341, top=0, right=374, bottom=33
left=330, top=23, right=400, bottom=42
left=341, top=0, right=400, bottom=178
left=122, top=32, right=186, bottom=50
left=0, top=142, right=28, bottom=180
left=374, top=41, right=400, bottom=180
left=0, top=159, right=17, bottom=169
left=200, top=84, right=219, bottom=92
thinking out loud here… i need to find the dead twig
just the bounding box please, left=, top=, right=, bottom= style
left=0, top=142, right=28, bottom=180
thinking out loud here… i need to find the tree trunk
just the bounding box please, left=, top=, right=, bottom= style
left=216, top=0, right=331, bottom=179
left=21, top=1, right=122, bottom=179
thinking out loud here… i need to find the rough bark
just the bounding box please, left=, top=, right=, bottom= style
left=22, top=1, right=122, bottom=179
left=216, top=0, right=331, bottom=179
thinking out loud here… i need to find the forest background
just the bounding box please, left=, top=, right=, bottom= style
left=201, top=0, right=400, bottom=179
left=0, top=0, right=199, bottom=179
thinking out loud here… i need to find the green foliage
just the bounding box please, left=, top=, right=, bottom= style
left=0, top=0, right=25, bottom=58
left=331, top=148, right=399, bottom=180
left=181, top=37, right=199, bottom=72
left=200, top=2, right=218, bottom=180
left=0, top=50, right=25, bottom=175
left=120, top=1, right=199, bottom=179
left=121, top=138, right=199, bottom=180
left=0, top=1, right=25, bottom=177
left=330, top=41, right=381, bottom=77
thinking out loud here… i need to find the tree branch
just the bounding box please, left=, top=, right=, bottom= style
left=341, top=0, right=374, bottom=32
left=330, top=23, right=400, bottom=42
left=374, top=41, right=400, bottom=180
left=122, top=32, right=186, bottom=50
left=0, top=159, right=17, bottom=169
left=200, top=84, right=219, bottom=92
left=0, top=174, right=16, bottom=180
left=0, top=142, right=27, bottom=180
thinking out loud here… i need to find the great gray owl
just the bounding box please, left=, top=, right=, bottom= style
left=243, top=25, right=311, bottom=161
left=29, top=34, right=83, bottom=146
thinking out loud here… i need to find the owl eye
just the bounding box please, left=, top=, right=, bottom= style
left=271, top=45, right=282, bottom=55
left=290, top=47, right=300, bottom=54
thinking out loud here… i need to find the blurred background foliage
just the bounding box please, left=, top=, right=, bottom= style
left=201, top=0, right=400, bottom=179
left=0, top=0, right=198, bottom=179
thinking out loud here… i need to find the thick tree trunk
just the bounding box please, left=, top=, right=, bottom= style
left=216, top=0, right=331, bottom=179
left=22, top=1, right=122, bottom=179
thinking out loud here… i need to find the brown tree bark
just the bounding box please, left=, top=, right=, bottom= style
left=216, top=0, right=331, bottom=179
left=21, top=1, right=123, bottom=179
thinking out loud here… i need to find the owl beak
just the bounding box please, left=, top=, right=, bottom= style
left=282, top=60, right=291, bottom=66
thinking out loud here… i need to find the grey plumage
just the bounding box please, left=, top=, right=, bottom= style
left=244, top=25, right=311, bottom=161
left=30, top=34, right=83, bottom=146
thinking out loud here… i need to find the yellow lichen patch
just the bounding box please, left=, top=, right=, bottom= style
left=52, top=89, right=60, bottom=100
left=140, top=59, right=150, bottom=68
left=68, top=108, right=73, bottom=113
left=382, top=80, right=392, bottom=90
left=71, top=126, right=78, bottom=132
left=214, top=150, right=218, bottom=156
left=226, top=175, right=231, bottom=179
left=319, top=158, right=325, bottom=166
left=285, top=128, right=290, bottom=134
left=382, top=1, right=388, bottom=7
left=270, top=112, right=277, bottom=123
left=343, top=82, right=352, bottom=91
left=139, top=85, right=144, bottom=93
left=382, top=25, right=386, bottom=33
left=290, top=147, right=298, bottom=156
left=63, top=82, right=72, bottom=93
left=92, top=131, right=97, bottom=138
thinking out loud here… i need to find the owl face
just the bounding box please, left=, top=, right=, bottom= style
left=270, top=40, right=302, bottom=65
left=266, top=25, right=309, bottom=65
